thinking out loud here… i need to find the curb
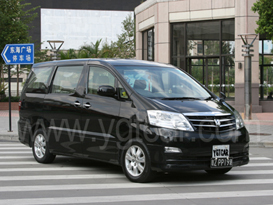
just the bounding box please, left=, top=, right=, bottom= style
left=0, top=135, right=19, bottom=142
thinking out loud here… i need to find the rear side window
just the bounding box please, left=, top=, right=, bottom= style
left=51, top=66, right=84, bottom=94
left=26, top=67, right=53, bottom=93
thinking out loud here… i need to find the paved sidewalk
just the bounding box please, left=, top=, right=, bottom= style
left=0, top=110, right=272, bottom=146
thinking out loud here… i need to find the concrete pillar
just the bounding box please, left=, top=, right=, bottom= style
left=234, top=0, right=262, bottom=112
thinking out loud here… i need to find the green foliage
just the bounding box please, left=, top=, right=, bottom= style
left=0, top=0, right=39, bottom=64
left=79, top=39, right=103, bottom=58
left=0, top=80, right=7, bottom=94
left=252, top=0, right=273, bottom=40
left=113, top=14, right=135, bottom=58
left=59, top=49, right=79, bottom=59
left=0, top=96, right=20, bottom=102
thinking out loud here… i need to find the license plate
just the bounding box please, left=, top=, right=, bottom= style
left=211, top=145, right=233, bottom=168
left=211, top=158, right=233, bottom=167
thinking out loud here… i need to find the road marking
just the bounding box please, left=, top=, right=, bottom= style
left=0, top=174, right=124, bottom=181
left=0, top=179, right=273, bottom=192
left=246, top=163, right=273, bottom=167
left=250, top=157, right=272, bottom=160
left=0, top=147, right=30, bottom=150
left=0, top=190, right=273, bottom=204
left=229, top=170, right=273, bottom=175
left=0, top=169, right=272, bottom=181
left=0, top=167, right=95, bottom=172
left=0, top=156, right=32, bottom=159
left=0, top=161, right=41, bottom=165
left=0, top=144, right=26, bottom=147
left=0, top=151, right=31, bottom=154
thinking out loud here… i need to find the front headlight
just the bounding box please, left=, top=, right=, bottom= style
left=234, top=110, right=245, bottom=129
left=147, top=110, right=194, bottom=131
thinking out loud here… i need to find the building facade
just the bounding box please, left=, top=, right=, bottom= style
left=135, top=0, right=273, bottom=112
left=25, top=0, right=142, bottom=49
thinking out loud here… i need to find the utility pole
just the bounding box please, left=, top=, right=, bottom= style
left=238, top=34, right=258, bottom=120
left=47, top=40, right=64, bottom=61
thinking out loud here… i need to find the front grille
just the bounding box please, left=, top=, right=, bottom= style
left=185, top=113, right=236, bottom=133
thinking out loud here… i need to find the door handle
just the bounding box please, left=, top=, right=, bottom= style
left=74, top=101, right=81, bottom=107
left=84, top=102, right=91, bottom=108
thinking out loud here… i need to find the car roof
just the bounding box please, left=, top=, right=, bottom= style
left=32, top=59, right=174, bottom=68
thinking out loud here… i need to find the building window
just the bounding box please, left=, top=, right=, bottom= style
left=259, top=35, right=273, bottom=100
left=171, top=19, right=235, bottom=99
left=142, top=28, right=154, bottom=61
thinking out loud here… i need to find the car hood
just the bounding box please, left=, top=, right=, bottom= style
left=151, top=99, right=234, bottom=115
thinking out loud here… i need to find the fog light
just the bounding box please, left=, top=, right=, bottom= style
left=165, top=147, right=182, bottom=153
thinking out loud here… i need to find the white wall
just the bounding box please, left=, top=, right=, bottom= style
left=41, top=9, right=133, bottom=50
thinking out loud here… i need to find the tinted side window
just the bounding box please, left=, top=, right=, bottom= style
left=26, top=67, right=53, bottom=93
left=51, top=66, right=84, bottom=94
left=88, top=66, right=115, bottom=95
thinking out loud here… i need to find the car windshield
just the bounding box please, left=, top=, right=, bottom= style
left=114, top=65, right=211, bottom=100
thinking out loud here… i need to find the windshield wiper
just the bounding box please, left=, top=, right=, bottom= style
left=161, top=97, right=201, bottom=100
left=204, top=96, right=214, bottom=100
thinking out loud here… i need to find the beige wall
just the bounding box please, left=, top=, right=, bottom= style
left=135, top=0, right=267, bottom=112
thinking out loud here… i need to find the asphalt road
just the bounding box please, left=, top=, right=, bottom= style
left=0, top=140, right=273, bottom=205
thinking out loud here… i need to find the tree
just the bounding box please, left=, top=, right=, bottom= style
left=79, top=39, right=103, bottom=58
left=60, top=49, right=79, bottom=59
left=0, top=0, right=39, bottom=95
left=252, top=0, right=273, bottom=40
left=113, top=14, right=135, bottom=58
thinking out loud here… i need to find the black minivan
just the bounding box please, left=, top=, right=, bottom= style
left=18, top=59, right=249, bottom=182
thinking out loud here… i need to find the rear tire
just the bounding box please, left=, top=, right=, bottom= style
left=121, top=140, right=154, bottom=183
left=32, top=129, right=55, bottom=163
left=205, top=168, right=232, bottom=175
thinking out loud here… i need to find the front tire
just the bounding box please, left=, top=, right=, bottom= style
left=205, top=168, right=232, bottom=175
left=32, top=129, right=55, bottom=163
left=121, top=140, right=154, bottom=183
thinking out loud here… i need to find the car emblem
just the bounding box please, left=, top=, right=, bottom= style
left=214, top=119, right=221, bottom=127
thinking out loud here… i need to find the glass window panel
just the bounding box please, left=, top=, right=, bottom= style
left=143, top=31, right=147, bottom=60
left=187, top=40, right=202, bottom=56
left=88, top=66, right=115, bottom=95
left=261, top=66, right=273, bottom=100
left=172, top=57, right=185, bottom=70
left=208, top=64, right=220, bottom=96
left=187, top=21, right=220, bottom=40
left=222, top=41, right=235, bottom=55
left=190, top=59, right=203, bottom=84
left=26, top=67, right=53, bottom=93
left=147, top=29, right=154, bottom=61
left=222, top=19, right=234, bottom=41
left=263, top=40, right=273, bottom=54
left=52, top=66, right=84, bottom=94
left=263, top=55, right=273, bottom=65
left=224, top=66, right=235, bottom=98
left=222, top=20, right=234, bottom=55
left=142, top=28, right=154, bottom=61
left=172, top=24, right=185, bottom=56
left=259, top=40, right=263, bottom=54
left=204, top=41, right=220, bottom=55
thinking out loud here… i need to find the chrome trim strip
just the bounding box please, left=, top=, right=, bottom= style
left=220, top=123, right=235, bottom=127
left=192, top=124, right=217, bottom=127
left=219, top=118, right=235, bottom=122
left=184, top=112, right=231, bottom=116
left=48, top=126, right=115, bottom=138
left=188, top=119, right=214, bottom=122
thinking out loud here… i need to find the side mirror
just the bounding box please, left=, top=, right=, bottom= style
left=97, top=85, right=116, bottom=97
left=220, top=92, right=226, bottom=101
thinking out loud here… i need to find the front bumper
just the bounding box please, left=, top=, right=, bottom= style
left=144, top=127, right=249, bottom=172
